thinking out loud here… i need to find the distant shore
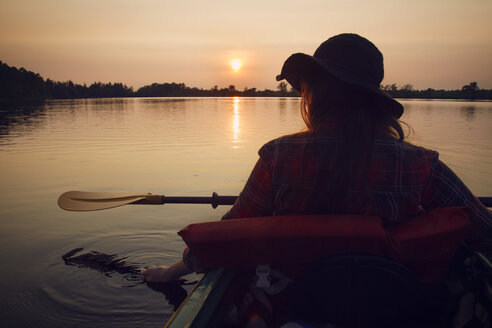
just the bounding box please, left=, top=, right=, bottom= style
left=2, top=60, right=492, bottom=100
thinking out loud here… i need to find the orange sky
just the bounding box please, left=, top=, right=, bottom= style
left=1, top=0, right=491, bottom=90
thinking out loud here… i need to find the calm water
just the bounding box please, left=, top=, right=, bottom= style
left=0, top=97, right=491, bottom=327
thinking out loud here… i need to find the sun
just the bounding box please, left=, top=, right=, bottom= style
left=231, top=59, right=242, bottom=72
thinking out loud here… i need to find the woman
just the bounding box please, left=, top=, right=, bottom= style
left=143, top=33, right=491, bottom=326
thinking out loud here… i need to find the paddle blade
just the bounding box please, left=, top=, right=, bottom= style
left=58, top=191, right=152, bottom=211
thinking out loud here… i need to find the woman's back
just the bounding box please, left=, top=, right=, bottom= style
left=258, top=132, right=436, bottom=225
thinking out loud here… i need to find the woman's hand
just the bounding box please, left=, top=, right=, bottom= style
left=142, top=265, right=171, bottom=282
left=142, top=260, right=192, bottom=283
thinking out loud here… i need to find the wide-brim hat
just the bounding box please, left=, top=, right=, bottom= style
left=276, top=33, right=403, bottom=118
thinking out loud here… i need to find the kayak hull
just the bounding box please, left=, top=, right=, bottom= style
left=165, top=247, right=492, bottom=327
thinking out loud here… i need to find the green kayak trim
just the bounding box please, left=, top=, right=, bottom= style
left=164, top=267, right=236, bottom=328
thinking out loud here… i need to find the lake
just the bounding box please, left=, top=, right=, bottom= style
left=0, top=97, right=491, bottom=327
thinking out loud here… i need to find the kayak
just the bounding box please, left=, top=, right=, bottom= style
left=164, top=209, right=492, bottom=327
left=165, top=247, right=492, bottom=327
left=164, top=268, right=236, bottom=328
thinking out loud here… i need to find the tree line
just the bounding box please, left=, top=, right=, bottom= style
left=1, top=60, right=491, bottom=100
left=0, top=61, right=134, bottom=99
left=380, top=82, right=492, bottom=100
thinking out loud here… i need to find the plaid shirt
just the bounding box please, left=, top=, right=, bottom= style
left=222, top=132, right=492, bottom=254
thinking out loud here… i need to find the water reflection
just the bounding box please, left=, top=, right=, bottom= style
left=460, top=105, right=476, bottom=121
left=279, top=98, right=287, bottom=119
left=0, top=99, right=47, bottom=139
left=232, top=97, right=240, bottom=145
left=139, top=98, right=189, bottom=111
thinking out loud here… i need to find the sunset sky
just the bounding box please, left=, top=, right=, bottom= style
left=1, top=0, right=491, bottom=90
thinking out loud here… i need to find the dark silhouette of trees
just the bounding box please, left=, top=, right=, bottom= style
left=0, top=61, right=46, bottom=99
left=277, top=82, right=288, bottom=96
left=1, top=60, right=491, bottom=100
left=242, top=87, right=257, bottom=96
left=382, top=82, right=492, bottom=100
left=1, top=61, right=132, bottom=99
left=134, top=82, right=188, bottom=97
left=228, top=85, right=237, bottom=96
left=461, top=82, right=479, bottom=99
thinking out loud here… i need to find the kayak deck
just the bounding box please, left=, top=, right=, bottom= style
left=165, top=247, right=492, bottom=328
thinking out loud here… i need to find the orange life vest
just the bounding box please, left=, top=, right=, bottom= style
left=178, top=207, right=469, bottom=284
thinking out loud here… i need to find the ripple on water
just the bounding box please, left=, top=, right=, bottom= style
left=29, top=231, right=199, bottom=328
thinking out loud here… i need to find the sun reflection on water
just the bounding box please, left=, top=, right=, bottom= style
left=232, top=97, right=240, bottom=147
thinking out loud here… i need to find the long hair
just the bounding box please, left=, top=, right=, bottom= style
left=300, top=74, right=406, bottom=213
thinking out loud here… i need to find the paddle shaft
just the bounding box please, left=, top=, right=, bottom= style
left=134, top=192, right=238, bottom=209
left=136, top=195, right=492, bottom=208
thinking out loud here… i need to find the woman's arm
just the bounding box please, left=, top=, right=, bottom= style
left=222, top=157, right=275, bottom=220
left=142, top=259, right=192, bottom=283
left=421, top=159, right=492, bottom=255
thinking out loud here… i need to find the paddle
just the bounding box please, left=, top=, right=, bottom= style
left=58, top=191, right=492, bottom=212
left=58, top=191, right=238, bottom=211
